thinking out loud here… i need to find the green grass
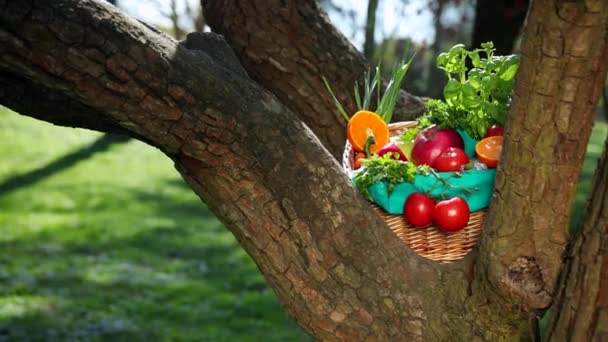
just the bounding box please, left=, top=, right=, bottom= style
left=0, top=107, right=309, bottom=341
left=0, top=106, right=605, bottom=341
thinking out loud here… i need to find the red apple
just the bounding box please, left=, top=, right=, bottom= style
left=376, top=143, right=407, bottom=161
left=484, top=125, right=504, bottom=138
left=411, top=126, right=464, bottom=167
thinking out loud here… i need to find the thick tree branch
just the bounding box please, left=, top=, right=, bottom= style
left=182, top=31, right=247, bottom=77
left=0, top=69, right=128, bottom=135
left=0, top=1, right=529, bottom=339
left=3, top=0, right=608, bottom=339
left=202, top=0, right=427, bottom=159
left=478, top=0, right=608, bottom=310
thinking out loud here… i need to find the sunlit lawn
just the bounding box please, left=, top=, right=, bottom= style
left=0, top=105, right=605, bottom=341
left=0, top=107, right=308, bottom=341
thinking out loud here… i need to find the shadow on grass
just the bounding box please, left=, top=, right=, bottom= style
left=0, top=180, right=306, bottom=341
left=0, top=133, right=129, bottom=195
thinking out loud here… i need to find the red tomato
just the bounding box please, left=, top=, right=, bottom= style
left=403, top=193, right=436, bottom=228
left=354, top=152, right=365, bottom=169
left=433, top=197, right=470, bottom=232
left=434, top=147, right=469, bottom=172
left=484, top=125, right=504, bottom=138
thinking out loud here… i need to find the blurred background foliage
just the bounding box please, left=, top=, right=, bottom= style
left=1, top=0, right=606, bottom=340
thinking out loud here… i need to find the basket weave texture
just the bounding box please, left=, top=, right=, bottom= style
left=343, top=121, right=485, bottom=263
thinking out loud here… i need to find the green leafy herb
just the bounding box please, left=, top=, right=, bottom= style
left=409, top=42, right=519, bottom=140
left=353, top=154, right=429, bottom=200
left=399, top=109, right=433, bottom=144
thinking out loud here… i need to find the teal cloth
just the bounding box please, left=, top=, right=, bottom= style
left=457, top=128, right=478, bottom=158
left=365, top=169, right=496, bottom=214
left=357, top=129, right=496, bottom=214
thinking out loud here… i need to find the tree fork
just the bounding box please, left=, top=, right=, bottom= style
left=202, top=0, right=427, bottom=159
left=1, top=0, right=607, bottom=340
left=0, top=1, right=511, bottom=339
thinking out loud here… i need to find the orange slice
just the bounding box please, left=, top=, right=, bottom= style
left=346, top=111, right=389, bottom=154
left=475, top=136, right=504, bottom=168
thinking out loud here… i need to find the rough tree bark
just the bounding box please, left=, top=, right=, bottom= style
left=546, top=135, right=608, bottom=341
left=1, top=0, right=607, bottom=340
left=0, top=1, right=485, bottom=340
left=202, top=0, right=427, bottom=159
left=476, top=0, right=608, bottom=312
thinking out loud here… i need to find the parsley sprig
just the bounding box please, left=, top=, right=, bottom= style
left=353, top=155, right=430, bottom=200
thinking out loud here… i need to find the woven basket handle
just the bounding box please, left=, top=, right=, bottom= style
left=342, top=121, right=418, bottom=174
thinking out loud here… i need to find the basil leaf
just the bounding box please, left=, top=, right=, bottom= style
left=470, top=51, right=481, bottom=68
left=444, top=79, right=461, bottom=106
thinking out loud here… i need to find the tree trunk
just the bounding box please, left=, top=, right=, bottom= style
left=202, top=0, right=427, bottom=159
left=0, top=0, right=607, bottom=340
left=475, top=0, right=608, bottom=312
left=363, top=0, right=379, bottom=59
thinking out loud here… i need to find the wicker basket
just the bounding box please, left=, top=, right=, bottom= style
left=343, top=121, right=485, bottom=263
